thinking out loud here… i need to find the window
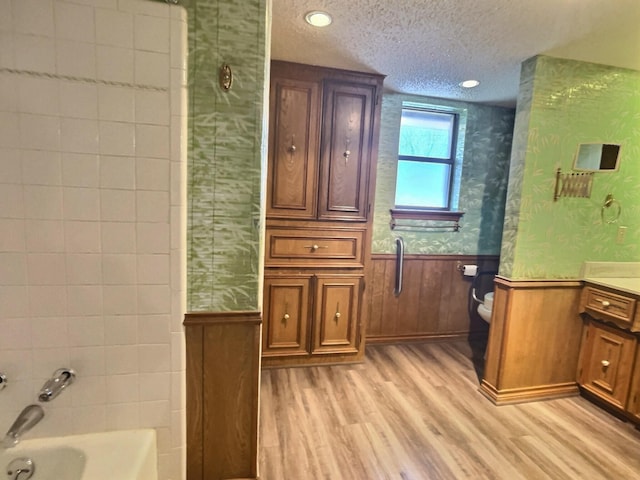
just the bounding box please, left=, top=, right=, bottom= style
left=394, top=108, right=458, bottom=211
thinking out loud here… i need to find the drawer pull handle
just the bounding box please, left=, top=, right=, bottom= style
left=601, top=300, right=610, bottom=308
left=283, top=313, right=290, bottom=321
left=304, top=244, right=328, bottom=251
left=601, top=360, right=610, bottom=367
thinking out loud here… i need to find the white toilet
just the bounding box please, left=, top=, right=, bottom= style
left=477, top=292, right=494, bottom=323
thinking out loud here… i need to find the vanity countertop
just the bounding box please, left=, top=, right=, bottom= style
left=583, top=277, right=640, bottom=296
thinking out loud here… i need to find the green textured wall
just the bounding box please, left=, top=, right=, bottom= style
left=186, top=0, right=268, bottom=311
left=372, top=93, right=515, bottom=254
left=500, top=56, right=640, bottom=279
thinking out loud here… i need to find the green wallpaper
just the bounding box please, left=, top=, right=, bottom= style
left=372, top=93, right=515, bottom=254
left=500, top=56, right=640, bottom=279
left=186, top=0, right=268, bottom=311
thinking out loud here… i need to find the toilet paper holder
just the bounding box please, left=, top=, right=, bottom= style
left=456, top=262, right=478, bottom=276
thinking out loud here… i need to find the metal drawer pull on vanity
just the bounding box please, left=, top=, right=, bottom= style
left=601, top=360, right=610, bottom=367
left=304, top=244, right=328, bottom=251
left=601, top=300, right=610, bottom=307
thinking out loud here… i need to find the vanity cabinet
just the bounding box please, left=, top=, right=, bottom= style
left=263, top=61, right=383, bottom=366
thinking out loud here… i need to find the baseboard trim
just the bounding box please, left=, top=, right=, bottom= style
left=480, top=380, right=580, bottom=405
left=366, top=331, right=482, bottom=345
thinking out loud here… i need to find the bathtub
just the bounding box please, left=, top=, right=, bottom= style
left=1, top=429, right=157, bottom=480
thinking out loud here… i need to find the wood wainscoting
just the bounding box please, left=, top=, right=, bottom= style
left=481, top=277, right=584, bottom=405
left=365, top=255, right=499, bottom=343
left=184, top=311, right=261, bottom=480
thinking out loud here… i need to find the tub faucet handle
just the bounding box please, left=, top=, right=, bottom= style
left=38, top=368, right=76, bottom=402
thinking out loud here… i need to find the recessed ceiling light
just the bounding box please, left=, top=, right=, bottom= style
left=305, top=11, right=332, bottom=27
left=459, top=79, right=480, bottom=88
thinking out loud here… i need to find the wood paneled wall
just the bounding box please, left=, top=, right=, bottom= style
left=365, top=255, right=499, bottom=343
left=481, top=278, right=584, bottom=404
left=184, top=311, right=261, bottom=480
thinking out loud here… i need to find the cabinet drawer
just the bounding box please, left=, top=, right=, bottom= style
left=265, top=228, right=364, bottom=267
left=584, top=287, right=636, bottom=325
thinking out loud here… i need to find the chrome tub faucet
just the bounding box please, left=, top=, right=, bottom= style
left=2, top=405, right=44, bottom=448
left=38, top=368, right=76, bottom=402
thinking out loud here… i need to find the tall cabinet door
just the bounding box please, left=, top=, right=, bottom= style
left=312, top=275, right=362, bottom=354
left=263, top=275, right=312, bottom=357
left=267, top=75, right=321, bottom=219
left=318, top=81, right=376, bottom=221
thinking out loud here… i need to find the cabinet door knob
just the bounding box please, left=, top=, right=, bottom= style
left=601, top=300, right=610, bottom=308
left=601, top=360, right=610, bottom=367
left=335, top=312, right=341, bottom=319
left=283, top=313, right=290, bottom=320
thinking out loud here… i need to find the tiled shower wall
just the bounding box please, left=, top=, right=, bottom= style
left=0, top=1, right=186, bottom=478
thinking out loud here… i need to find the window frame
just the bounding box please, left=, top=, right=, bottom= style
left=394, top=107, right=460, bottom=212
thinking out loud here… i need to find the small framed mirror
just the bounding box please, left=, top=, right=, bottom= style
left=573, top=143, right=621, bottom=171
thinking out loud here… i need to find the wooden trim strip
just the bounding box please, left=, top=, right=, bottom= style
left=495, top=276, right=583, bottom=289
left=371, top=253, right=500, bottom=261
left=366, top=332, right=476, bottom=344
left=184, top=310, right=262, bottom=326
left=480, top=379, right=579, bottom=405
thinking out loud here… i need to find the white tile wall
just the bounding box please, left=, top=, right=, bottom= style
left=0, top=1, right=186, bottom=479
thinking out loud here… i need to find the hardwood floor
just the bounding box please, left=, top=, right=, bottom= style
left=259, top=341, right=640, bottom=479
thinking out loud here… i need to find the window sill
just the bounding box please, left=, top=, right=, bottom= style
left=389, top=209, right=464, bottom=231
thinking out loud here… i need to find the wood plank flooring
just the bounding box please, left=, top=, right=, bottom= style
left=259, top=341, right=640, bottom=479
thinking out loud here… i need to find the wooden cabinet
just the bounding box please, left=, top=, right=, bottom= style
left=263, top=61, right=383, bottom=366
left=578, top=320, right=636, bottom=409
left=627, top=349, right=640, bottom=422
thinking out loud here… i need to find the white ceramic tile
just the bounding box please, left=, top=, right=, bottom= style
left=61, top=118, right=99, bottom=154
left=72, top=405, right=106, bottom=434
left=135, top=89, right=169, bottom=125
left=137, top=254, right=169, bottom=285
left=96, top=45, right=134, bottom=83
left=62, top=153, right=100, bottom=187
left=136, top=157, right=170, bottom=192
left=0, top=318, right=32, bottom=349
left=26, top=253, right=66, bottom=285
left=102, top=285, right=137, bottom=315
left=0, top=148, right=21, bottom=184
left=136, top=124, right=169, bottom=158
left=0, top=219, right=26, bottom=252
left=66, top=254, right=102, bottom=285
left=13, top=33, right=56, bottom=73
left=59, top=81, right=99, bottom=120
left=106, top=403, right=140, bottom=430
left=0, top=285, right=29, bottom=318
left=134, top=14, right=169, bottom=53
left=0, top=349, right=32, bottom=382
left=12, top=0, right=55, bottom=36
left=104, top=314, right=138, bottom=345
left=23, top=185, right=63, bottom=220
left=67, top=315, right=104, bottom=346
left=71, top=375, right=106, bottom=406
left=99, top=121, right=135, bottom=156
left=25, top=220, right=64, bottom=253
left=100, top=155, right=135, bottom=189
left=136, top=223, right=169, bottom=254
left=170, top=19, right=187, bottom=70
left=63, top=187, right=101, bottom=221
left=28, top=285, right=67, bottom=316
left=54, top=1, right=96, bottom=43
left=0, top=253, right=26, bottom=285
left=38, top=407, right=74, bottom=438
left=139, top=399, right=170, bottom=427
left=21, top=150, right=62, bottom=186
left=18, top=77, right=59, bottom=116
left=0, top=184, right=24, bottom=218
left=70, top=346, right=106, bottom=376
left=135, top=50, right=169, bottom=88
left=32, top=346, right=70, bottom=378
left=105, top=345, right=138, bottom=374
left=0, top=0, right=12, bottom=32
left=100, top=189, right=135, bottom=221
left=170, top=370, right=185, bottom=411
left=106, top=373, right=139, bottom=403
left=56, top=39, right=96, bottom=78
left=102, top=253, right=137, bottom=285
left=98, top=85, right=135, bottom=122
left=138, top=314, right=170, bottom=344
left=19, top=114, right=60, bottom=151
left=30, top=316, right=69, bottom=348
left=95, top=7, right=133, bottom=48
left=0, top=74, right=19, bottom=112
left=139, top=372, right=170, bottom=401
left=120, top=0, right=170, bottom=17
left=170, top=332, right=184, bottom=372
left=136, top=190, right=169, bottom=222
left=137, top=284, right=170, bottom=315
left=0, top=112, right=21, bottom=148
left=73, top=0, right=117, bottom=9
left=101, top=221, right=136, bottom=253
left=67, top=285, right=103, bottom=316
left=64, top=220, right=101, bottom=253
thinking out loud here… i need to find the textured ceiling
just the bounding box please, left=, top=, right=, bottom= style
left=270, top=0, right=640, bottom=107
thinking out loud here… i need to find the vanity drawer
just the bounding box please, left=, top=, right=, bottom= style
left=265, top=227, right=364, bottom=267
left=584, top=287, right=636, bottom=325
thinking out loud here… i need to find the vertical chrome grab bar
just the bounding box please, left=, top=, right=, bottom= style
left=394, top=237, right=404, bottom=296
